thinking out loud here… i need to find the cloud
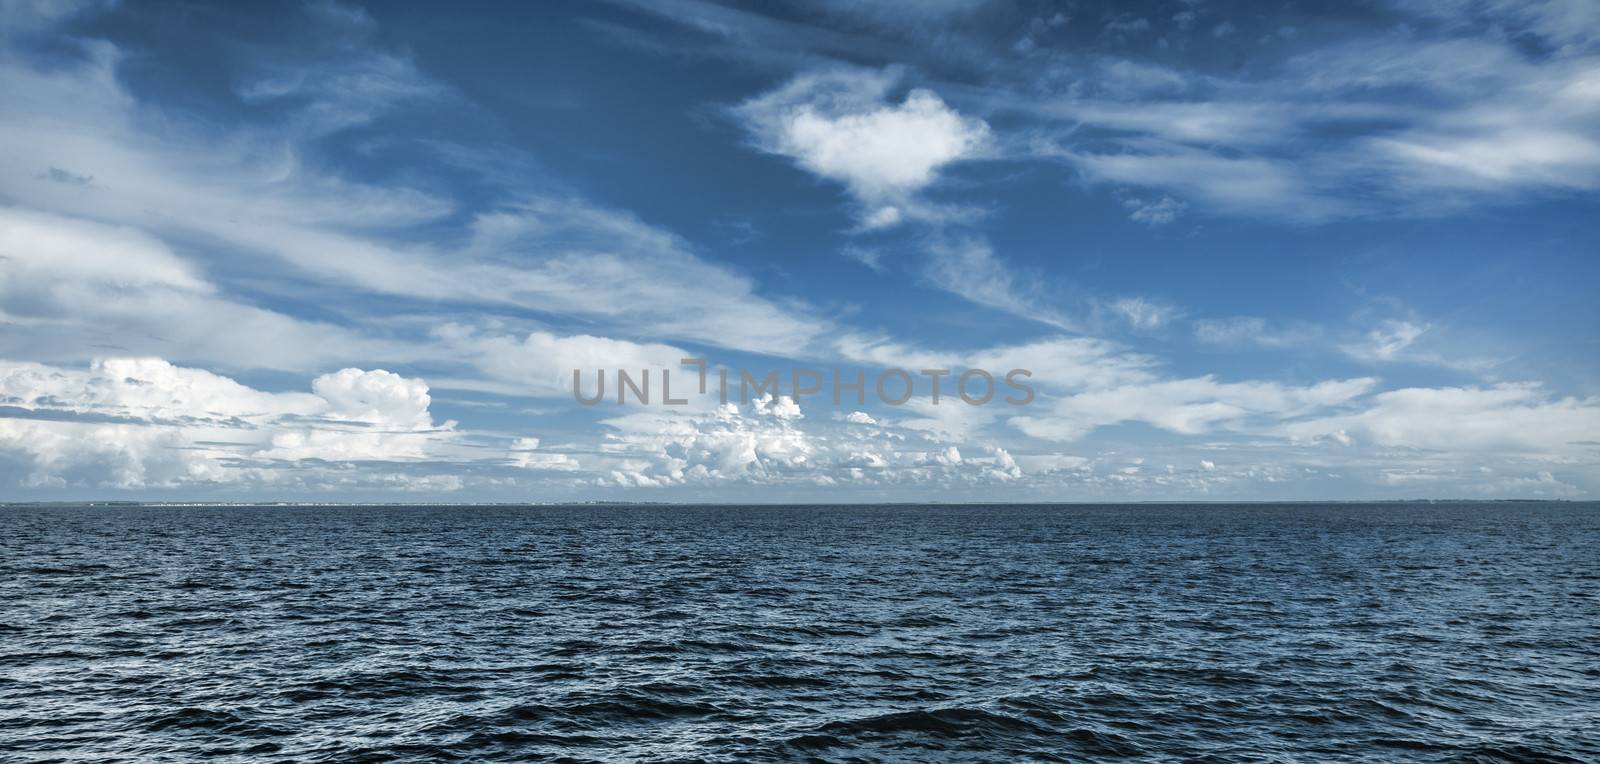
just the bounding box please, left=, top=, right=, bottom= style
left=1282, top=383, right=1600, bottom=454
left=508, top=436, right=581, bottom=472
left=0, top=12, right=828, bottom=368
left=0, top=358, right=472, bottom=489
left=1091, top=59, right=1189, bottom=97
left=457, top=199, right=829, bottom=352
left=311, top=368, right=434, bottom=429
left=1122, top=194, right=1186, bottom=225
left=816, top=0, right=991, bottom=22
left=0, top=207, right=413, bottom=371
left=833, top=333, right=1153, bottom=393
left=233, top=3, right=443, bottom=138
left=1011, top=376, right=1377, bottom=442
left=1022, top=22, right=1600, bottom=219
left=1105, top=296, right=1178, bottom=330
left=1103, top=16, right=1151, bottom=38
left=1387, top=0, right=1600, bottom=49
left=1193, top=317, right=1319, bottom=348
left=735, top=66, right=990, bottom=227
left=919, top=236, right=1077, bottom=330
left=1013, top=453, right=1090, bottom=474
left=1, top=0, right=1592, bottom=501
left=430, top=325, right=694, bottom=398
left=1060, top=146, right=1347, bottom=221
left=614, top=0, right=1600, bottom=222
left=1342, top=319, right=1430, bottom=361
left=594, top=395, right=1022, bottom=488
left=908, top=236, right=1175, bottom=334
left=840, top=244, right=887, bottom=271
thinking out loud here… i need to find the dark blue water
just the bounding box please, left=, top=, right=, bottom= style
left=2, top=503, right=1597, bottom=762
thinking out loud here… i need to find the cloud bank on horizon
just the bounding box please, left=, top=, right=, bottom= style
left=0, top=0, right=1596, bottom=501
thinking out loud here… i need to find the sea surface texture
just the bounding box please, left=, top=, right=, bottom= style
left=2, top=502, right=1598, bottom=762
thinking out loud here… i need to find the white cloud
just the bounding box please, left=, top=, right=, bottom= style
left=508, top=436, right=581, bottom=472
left=1105, top=296, right=1178, bottom=330
left=0, top=358, right=473, bottom=489
left=1011, top=376, right=1377, bottom=442
left=1193, top=316, right=1319, bottom=348
left=592, top=395, right=1021, bottom=488
left=1, top=1, right=1592, bottom=502
left=816, top=0, right=991, bottom=21
left=0, top=206, right=207, bottom=291
left=1014, top=453, right=1090, bottom=474
left=311, top=368, right=434, bottom=429
left=430, top=325, right=695, bottom=399
left=834, top=333, right=1153, bottom=393
left=0, top=26, right=828, bottom=364
left=1023, top=24, right=1600, bottom=219
left=0, top=207, right=413, bottom=371
left=1123, top=194, right=1186, bottom=225
left=1062, top=147, right=1346, bottom=220
left=1092, top=59, right=1188, bottom=97
left=896, top=396, right=1004, bottom=440
left=735, top=67, right=989, bottom=227
left=1040, top=100, right=1300, bottom=147
left=920, top=236, right=1078, bottom=330
left=1387, top=0, right=1600, bottom=49
left=1343, top=319, right=1430, bottom=361
left=840, top=244, right=887, bottom=271
left=1282, top=383, right=1600, bottom=454
left=1103, top=17, right=1151, bottom=38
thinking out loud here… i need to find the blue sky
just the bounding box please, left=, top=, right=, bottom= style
left=1, top=0, right=1597, bottom=501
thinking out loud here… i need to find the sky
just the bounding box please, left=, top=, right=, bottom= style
left=0, top=0, right=1597, bottom=502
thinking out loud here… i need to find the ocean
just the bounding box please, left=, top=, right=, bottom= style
left=2, top=502, right=1597, bottom=762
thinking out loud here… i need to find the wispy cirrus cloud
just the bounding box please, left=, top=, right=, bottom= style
left=918, top=236, right=1078, bottom=331
left=0, top=0, right=1594, bottom=501
left=1193, top=317, right=1320, bottom=349
left=1010, top=376, right=1378, bottom=443
left=0, top=7, right=831, bottom=364
left=1282, top=382, right=1600, bottom=455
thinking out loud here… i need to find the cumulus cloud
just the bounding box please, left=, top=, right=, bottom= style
left=0, top=358, right=468, bottom=489
left=593, top=395, right=1020, bottom=488
left=2, top=0, right=1592, bottom=502
left=735, top=67, right=990, bottom=227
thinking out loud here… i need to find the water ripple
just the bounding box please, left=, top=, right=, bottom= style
left=2, top=502, right=1598, bottom=762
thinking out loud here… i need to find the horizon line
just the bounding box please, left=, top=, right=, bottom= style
left=2, top=498, right=1590, bottom=508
